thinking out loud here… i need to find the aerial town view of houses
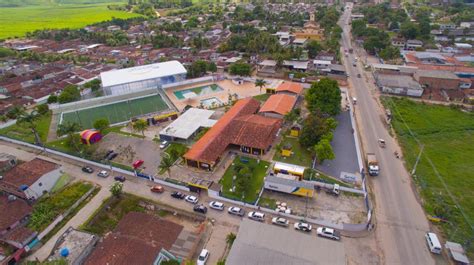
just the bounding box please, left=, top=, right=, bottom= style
left=0, top=0, right=473, bottom=264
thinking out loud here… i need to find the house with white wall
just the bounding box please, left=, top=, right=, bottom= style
left=0, top=158, right=61, bottom=200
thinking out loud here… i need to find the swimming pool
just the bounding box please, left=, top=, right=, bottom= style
left=200, top=97, right=223, bottom=108
left=174, top=84, right=223, bottom=100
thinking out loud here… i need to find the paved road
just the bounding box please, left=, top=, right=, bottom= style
left=1, top=142, right=347, bottom=263
left=340, top=4, right=437, bottom=265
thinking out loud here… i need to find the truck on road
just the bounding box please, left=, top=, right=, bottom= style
left=367, top=153, right=379, bottom=176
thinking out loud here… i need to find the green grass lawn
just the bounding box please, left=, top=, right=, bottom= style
left=81, top=193, right=146, bottom=235
left=383, top=97, right=474, bottom=256
left=253, top=93, right=271, bottom=102
left=0, top=112, right=51, bottom=143
left=0, top=3, right=140, bottom=39
left=51, top=174, right=72, bottom=193
left=273, top=136, right=313, bottom=167
left=219, top=156, right=270, bottom=204
left=28, top=181, right=95, bottom=231
left=61, top=94, right=169, bottom=129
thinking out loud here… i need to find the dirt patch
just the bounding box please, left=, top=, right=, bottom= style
left=260, top=189, right=366, bottom=224
left=97, top=133, right=161, bottom=174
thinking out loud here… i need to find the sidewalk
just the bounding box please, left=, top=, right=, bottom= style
left=27, top=187, right=110, bottom=261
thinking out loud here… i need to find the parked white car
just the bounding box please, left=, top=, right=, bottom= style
left=197, top=249, right=209, bottom=265
left=425, top=232, right=442, bottom=254
left=272, top=217, right=289, bottom=227
left=97, top=170, right=109, bottom=178
left=294, top=222, right=312, bottom=232
left=159, top=140, right=169, bottom=149
left=316, top=227, right=341, bottom=241
left=184, top=195, right=198, bottom=204
left=209, top=201, right=224, bottom=211
left=248, top=211, right=265, bottom=222
left=227, top=206, right=245, bottom=216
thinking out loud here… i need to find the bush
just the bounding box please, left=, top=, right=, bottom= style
left=58, top=85, right=80, bottom=104
left=93, top=118, right=110, bottom=131
left=36, top=104, right=49, bottom=115
left=47, top=94, right=58, bottom=104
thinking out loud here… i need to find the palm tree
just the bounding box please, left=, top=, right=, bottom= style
left=57, top=121, right=82, bottom=152
left=7, top=105, right=25, bottom=119
left=158, top=154, right=174, bottom=178
left=132, top=119, right=148, bottom=136
left=17, top=111, right=41, bottom=145
left=255, top=79, right=266, bottom=93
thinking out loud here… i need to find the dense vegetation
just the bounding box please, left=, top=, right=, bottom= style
left=352, top=3, right=433, bottom=59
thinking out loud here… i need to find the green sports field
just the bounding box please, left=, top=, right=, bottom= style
left=61, top=94, right=169, bottom=129
left=0, top=3, right=140, bottom=39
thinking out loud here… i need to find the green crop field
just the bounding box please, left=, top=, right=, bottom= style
left=383, top=97, right=474, bottom=258
left=0, top=3, right=140, bottom=39
left=61, top=94, right=169, bottom=129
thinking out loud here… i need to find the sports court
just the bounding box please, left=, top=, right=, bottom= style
left=61, top=94, right=169, bottom=129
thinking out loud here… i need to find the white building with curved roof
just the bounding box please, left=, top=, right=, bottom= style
left=100, top=61, right=187, bottom=96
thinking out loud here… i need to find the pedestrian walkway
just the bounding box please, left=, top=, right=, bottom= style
left=27, top=187, right=110, bottom=261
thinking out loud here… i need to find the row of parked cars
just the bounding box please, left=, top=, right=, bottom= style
left=82, top=166, right=126, bottom=182
left=170, top=191, right=341, bottom=241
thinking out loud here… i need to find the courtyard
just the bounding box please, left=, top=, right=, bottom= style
left=164, top=79, right=264, bottom=111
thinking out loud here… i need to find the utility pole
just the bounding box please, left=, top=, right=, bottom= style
left=411, top=144, right=424, bottom=175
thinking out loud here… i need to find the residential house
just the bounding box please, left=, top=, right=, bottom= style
left=375, top=74, right=424, bottom=97
left=0, top=153, right=17, bottom=173
left=406, top=40, right=423, bottom=51
left=275, top=82, right=303, bottom=97
left=84, top=212, right=189, bottom=265
left=0, top=158, right=61, bottom=200
left=414, top=70, right=460, bottom=90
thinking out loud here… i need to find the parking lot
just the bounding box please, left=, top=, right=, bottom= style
left=316, top=109, right=360, bottom=178
left=97, top=133, right=161, bottom=175
left=260, top=189, right=366, bottom=224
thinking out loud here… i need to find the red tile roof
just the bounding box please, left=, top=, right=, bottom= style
left=2, top=158, right=59, bottom=188
left=84, top=212, right=183, bottom=265
left=184, top=98, right=281, bottom=164
left=2, top=226, right=35, bottom=244
left=0, top=195, right=32, bottom=231
left=259, top=94, right=297, bottom=115
left=276, top=82, right=304, bottom=95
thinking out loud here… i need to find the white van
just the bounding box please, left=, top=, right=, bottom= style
left=425, top=232, right=442, bottom=254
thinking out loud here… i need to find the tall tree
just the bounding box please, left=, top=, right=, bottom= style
left=299, top=113, right=329, bottom=148
left=17, top=111, right=41, bottom=145
left=229, top=62, right=252, bottom=76
left=314, top=138, right=335, bottom=164
left=110, top=181, right=123, bottom=198
left=306, top=40, right=323, bottom=58
left=305, top=78, right=342, bottom=116
left=57, top=121, right=82, bottom=152
left=158, top=154, right=174, bottom=178
left=93, top=118, right=110, bottom=132
left=255, top=79, right=266, bottom=93
left=132, top=119, right=148, bottom=136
